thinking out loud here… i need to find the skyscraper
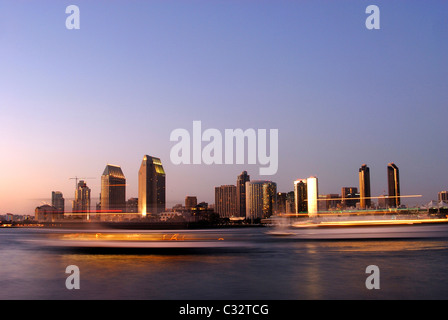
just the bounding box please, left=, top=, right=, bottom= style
left=294, top=179, right=307, bottom=213
left=359, top=164, right=371, bottom=209
left=245, top=180, right=277, bottom=220
left=215, top=185, right=237, bottom=218
left=72, top=180, right=91, bottom=218
left=138, top=155, right=166, bottom=217
left=285, top=191, right=295, bottom=213
left=51, top=191, right=65, bottom=214
left=387, top=162, right=400, bottom=208
left=307, top=176, right=318, bottom=217
left=236, top=171, right=250, bottom=217
left=262, top=182, right=277, bottom=217
left=101, top=164, right=126, bottom=213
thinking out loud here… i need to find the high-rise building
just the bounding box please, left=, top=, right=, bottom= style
left=72, top=180, right=91, bottom=219
left=439, top=191, right=448, bottom=203
left=285, top=191, right=295, bottom=213
left=263, top=182, right=277, bottom=217
left=359, top=164, right=371, bottom=209
left=307, top=176, right=319, bottom=217
left=101, top=164, right=126, bottom=213
left=236, top=171, right=250, bottom=217
left=294, top=179, right=307, bottom=213
left=245, top=180, right=277, bottom=220
left=51, top=191, right=65, bottom=214
left=185, top=196, right=198, bottom=209
left=138, top=155, right=166, bottom=217
left=387, top=163, right=400, bottom=208
left=276, top=192, right=287, bottom=213
left=215, top=185, right=237, bottom=218
left=341, top=187, right=358, bottom=209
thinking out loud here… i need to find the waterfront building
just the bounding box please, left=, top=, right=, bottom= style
left=324, top=194, right=341, bottom=211
left=72, top=180, right=91, bottom=219
left=276, top=192, right=287, bottom=213
left=51, top=191, right=65, bottom=214
left=438, top=191, right=448, bottom=203
left=285, top=191, right=295, bottom=213
left=138, top=155, right=166, bottom=217
left=215, top=185, right=237, bottom=218
left=307, top=176, right=319, bottom=217
left=101, top=164, right=126, bottom=214
left=236, top=171, right=250, bottom=217
left=35, top=204, right=62, bottom=222
left=359, top=164, right=371, bottom=209
left=387, top=162, right=400, bottom=208
left=263, top=182, right=277, bottom=217
left=185, top=196, right=198, bottom=210
left=294, top=179, right=307, bottom=213
left=245, top=180, right=277, bottom=220
left=341, top=187, right=358, bottom=209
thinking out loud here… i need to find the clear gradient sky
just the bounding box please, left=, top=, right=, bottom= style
left=1, top=0, right=448, bottom=214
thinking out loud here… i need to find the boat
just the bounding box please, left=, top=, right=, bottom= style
left=266, top=215, right=448, bottom=240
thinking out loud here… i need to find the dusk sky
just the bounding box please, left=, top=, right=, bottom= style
left=1, top=0, right=448, bottom=214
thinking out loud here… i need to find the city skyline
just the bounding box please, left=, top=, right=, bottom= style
left=1, top=1, right=448, bottom=214
left=1, top=156, right=443, bottom=215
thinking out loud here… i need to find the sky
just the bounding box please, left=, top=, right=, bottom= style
left=1, top=0, right=448, bottom=214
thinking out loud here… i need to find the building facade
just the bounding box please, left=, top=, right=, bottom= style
left=359, top=164, right=371, bottom=209
left=138, top=155, right=166, bottom=217
left=101, top=164, right=126, bottom=214
left=35, top=204, right=62, bottom=222
left=51, top=191, right=65, bottom=214
left=185, top=196, right=198, bottom=210
left=236, top=171, right=250, bottom=217
left=387, top=162, right=400, bottom=208
left=294, top=179, right=307, bottom=214
left=215, top=185, right=237, bottom=218
left=439, top=191, right=448, bottom=203
left=341, top=187, right=358, bottom=209
left=72, top=180, right=91, bottom=219
left=245, top=180, right=277, bottom=220
left=307, top=176, right=319, bottom=217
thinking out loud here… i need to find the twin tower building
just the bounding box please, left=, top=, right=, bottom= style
left=100, top=155, right=166, bottom=216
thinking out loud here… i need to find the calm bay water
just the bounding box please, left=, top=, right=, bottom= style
left=1, top=227, right=448, bottom=300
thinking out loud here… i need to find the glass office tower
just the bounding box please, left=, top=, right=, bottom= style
left=294, top=179, right=307, bottom=213
left=101, top=164, right=126, bottom=213
left=387, top=162, right=400, bottom=208
left=236, top=171, right=250, bottom=217
left=138, top=155, right=166, bottom=217
left=359, top=164, right=371, bottom=209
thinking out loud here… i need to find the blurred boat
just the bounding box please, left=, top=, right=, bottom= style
left=266, top=215, right=448, bottom=240
left=27, top=230, right=253, bottom=251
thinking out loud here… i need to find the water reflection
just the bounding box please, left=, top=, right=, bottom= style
left=2, top=227, right=448, bottom=299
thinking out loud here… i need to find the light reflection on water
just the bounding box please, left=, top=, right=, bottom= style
left=1, top=227, right=448, bottom=299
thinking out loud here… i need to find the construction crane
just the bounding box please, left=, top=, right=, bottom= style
left=69, top=176, right=95, bottom=188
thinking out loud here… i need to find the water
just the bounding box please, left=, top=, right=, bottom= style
left=1, top=227, right=448, bottom=300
